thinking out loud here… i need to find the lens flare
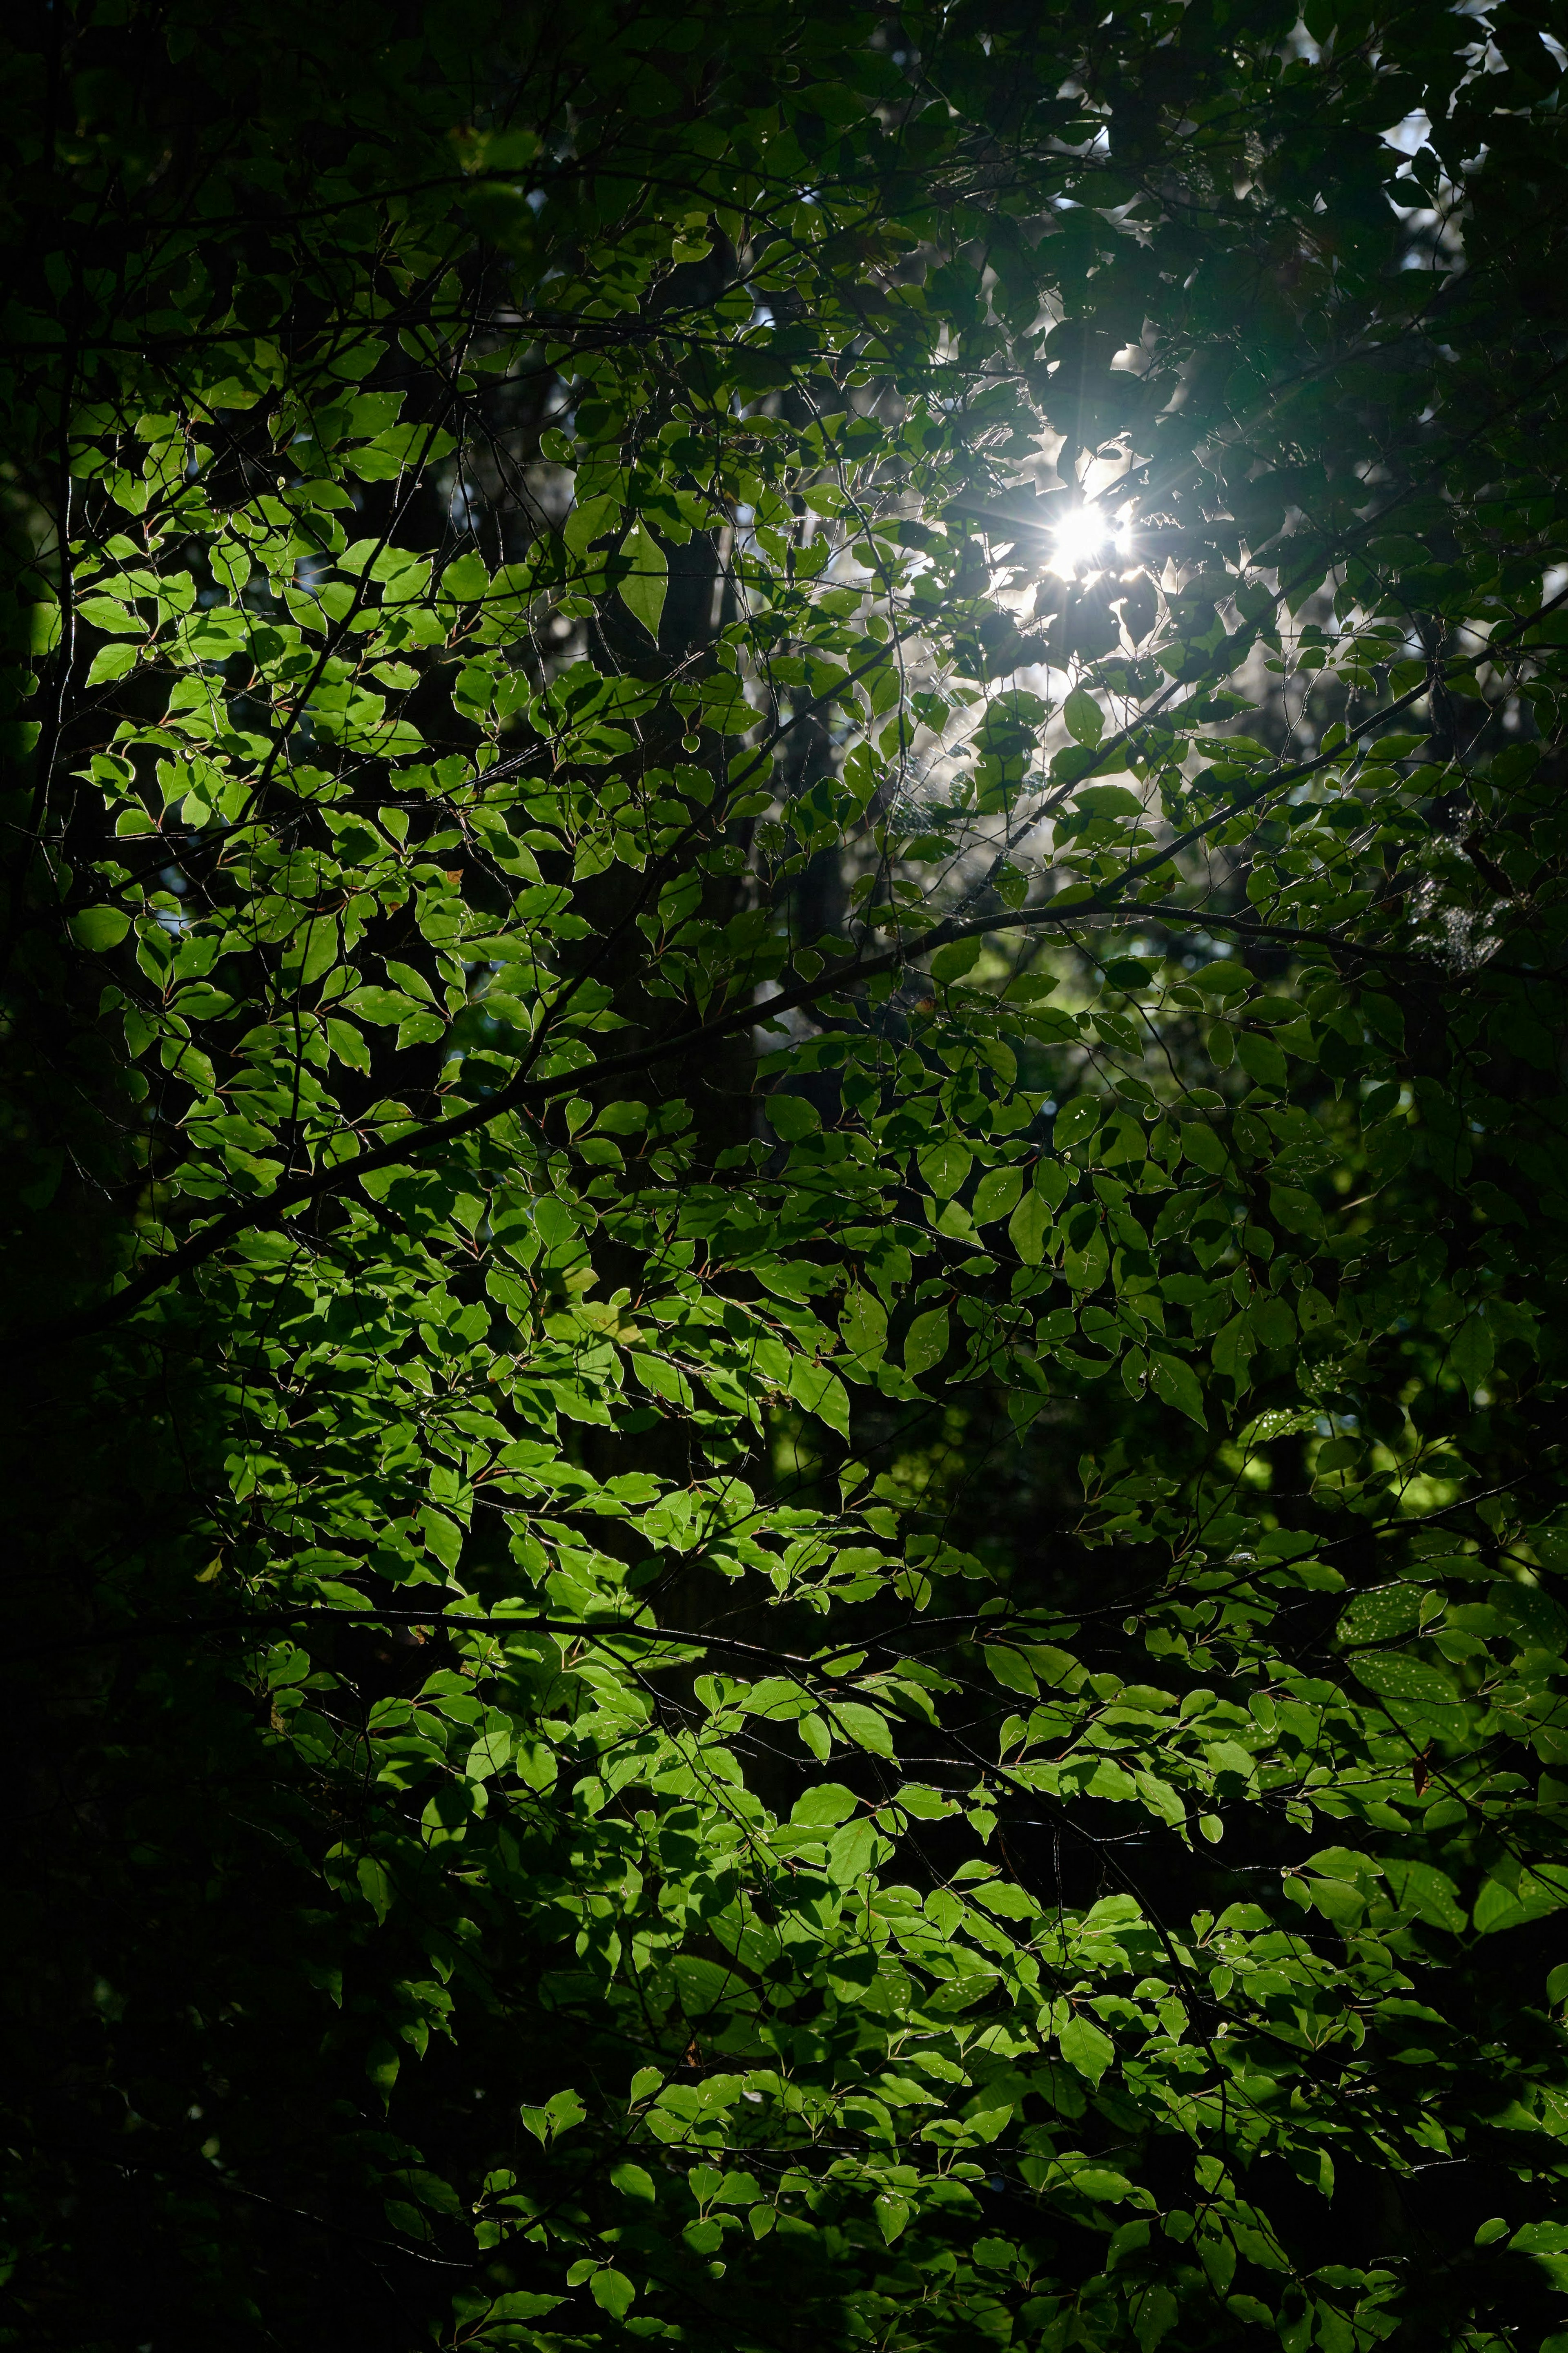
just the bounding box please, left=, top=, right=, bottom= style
left=1048, top=505, right=1114, bottom=580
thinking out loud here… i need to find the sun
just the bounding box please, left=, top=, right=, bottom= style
left=1047, top=504, right=1115, bottom=581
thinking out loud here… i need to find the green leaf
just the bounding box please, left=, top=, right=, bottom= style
left=1473, top=1865, right=1568, bottom=1935
left=1338, top=1586, right=1421, bottom=1647
left=596, top=1098, right=649, bottom=1135
left=1452, top=1313, right=1494, bottom=1394
left=1052, top=744, right=1101, bottom=786
left=791, top=1783, right=860, bottom=1827
left=904, top=1307, right=950, bottom=1376
left=521, top=2086, right=586, bottom=2143
left=1225, top=2296, right=1276, bottom=2328
left=798, top=1713, right=832, bottom=1762
left=69, top=906, right=131, bottom=951
left=356, top=1856, right=392, bottom=1922
left=931, top=935, right=982, bottom=984
left=1065, top=2165, right=1131, bottom=2201
left=1249, top=1295, right=1295, bottom=1353
left=77, top=596, right=144, bottom=636
left=1007, top=1184, right=1052, bottom=1263
left=1194, top=959, right=1251, bottom=999
left=768, top=1093, right=821, bottom=1141
left=841, top=1285, right=889, bottom=1362
left=1384, top=1860, right=1466, bottom=1935
left=611, top=2163, right=657, bottom=2202
left=1134, top=2284, right=1179, bottom=2352
left=831, top=1702, right=894, bottom=1758
left=1149, top=1352, right=1205, bottom=1427
left=1058, top=2014, right=1115, bottom=2084
left=442, top=552, right=490, bottom=600
left=618, top=521, right=667, bottom=642
left=1351, top=1652, right=1461, bottom=1708
left=285, top=477, right=356, bottom=509
left=1063, top=686, right=1103, bottom=747
left=343, top=985, right=421, bottom=1024
left=479, top=2293, right=565, bottom=2324
left=917, top=1137, right=971, bottom=1199
left=789, top=1357, right=850, bottom=1438
left=1489, top=1582, right=1568, bottom=1654
left=875, top=2193, right=911, bottom=2244
left=85, top=641, right=140, bottom=686
left=1054, top=1097, right=1103, bottom=1149
left=589, top=2269, right=636, bottom=2320
left=365, top=2038, right=400, bottom=2102
left=986, top=1644, right=1039, bottom=1697
left=1268, top=1184, right=1325, bottom=1240
left=1235, top=1030, right=1287, bottom=1089
left=1180, top=1121, right=1228, bottom=1175
left=973, top=1165, right=1024, bottom=1225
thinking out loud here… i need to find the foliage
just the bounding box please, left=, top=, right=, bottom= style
left=3, top=2, right=1568, bottom=2349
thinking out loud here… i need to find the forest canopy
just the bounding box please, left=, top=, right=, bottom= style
left=3, top=3, right=1568, bottom=2350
